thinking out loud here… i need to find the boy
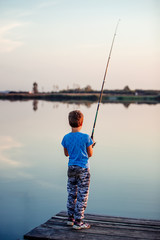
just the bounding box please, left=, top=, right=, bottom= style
left=61, top=110, right=94, bottom=230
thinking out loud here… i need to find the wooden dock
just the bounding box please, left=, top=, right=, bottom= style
left=24, top=211, right=160, bottom=240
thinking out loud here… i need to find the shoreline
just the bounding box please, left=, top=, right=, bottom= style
left=0, top=92, right=160, bottom=105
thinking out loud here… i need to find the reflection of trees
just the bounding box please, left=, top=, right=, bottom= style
left=33, top=100, right=38, bottom=111
left=84, top=102, right=92, bottom=108
left=31, top=100, right=138, bottom=111
left=32, top=101, right=92, bottom=111
left=123, top=102, right=131, bottom=108
left=52, top=102, right=92, bottom=109
left=61, top=102, right=92, bottom=108
left=53, top=103, right=59, bottom=109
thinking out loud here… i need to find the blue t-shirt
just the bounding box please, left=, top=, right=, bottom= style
left=61, top=132, right=93, bottom=168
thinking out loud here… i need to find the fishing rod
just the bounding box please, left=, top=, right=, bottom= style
left=91, top=20, right=120, bottom=141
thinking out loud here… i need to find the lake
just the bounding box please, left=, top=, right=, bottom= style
left=0, top=100, right=160, bottom=240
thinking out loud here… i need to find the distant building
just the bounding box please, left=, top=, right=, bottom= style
left=33, top=82, right=38, bottom=94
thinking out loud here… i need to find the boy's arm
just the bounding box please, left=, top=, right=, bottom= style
left=87, top=138, right=95, bottom=157
left=87, top=145, right=93, bottom=157
left=64, top=147, right=69, bottom=157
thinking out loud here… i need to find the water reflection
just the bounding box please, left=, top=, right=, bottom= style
left=31, top=100, right=159, bottom=112
left=33, top=100, right=38, bottom=111
left=32, top=100, right=93, bottom=111
left=0, top=100, right=159, bottom=240
left=123, top=102, right=131, bottom=108
left=0, top=136, right=23, bottom=167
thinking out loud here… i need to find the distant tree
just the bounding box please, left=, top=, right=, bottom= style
left=84, top=85, right=92, bottom=92
left=123, top=85, right=131, bottom=91
left=33, top=82, right=38, bottom=93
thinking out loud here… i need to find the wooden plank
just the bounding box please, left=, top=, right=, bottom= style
left=56, top=211, right=160, bottom=227
left=45, top=217, right=160, bottom=239
left=49, top=217, right=160, bottom=233
left=24, top=226, right=160, bottom=240
left=43, top=223, right=159, bottom=239
left=24, top=211, right=160, bottom=240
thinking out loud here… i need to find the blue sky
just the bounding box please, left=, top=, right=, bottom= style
left=0, top=0, right=159, bottom=91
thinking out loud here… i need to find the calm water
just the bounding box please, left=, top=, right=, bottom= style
left=0, top=100, right=160, bottom=240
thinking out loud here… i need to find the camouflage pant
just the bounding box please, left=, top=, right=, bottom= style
left=67, top=165, right=90, bottom=220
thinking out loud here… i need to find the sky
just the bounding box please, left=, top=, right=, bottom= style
left=0, top=0, right=159, bottom=92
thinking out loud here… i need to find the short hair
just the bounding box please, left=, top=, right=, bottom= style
left=68, top=110, right=84, bottom=128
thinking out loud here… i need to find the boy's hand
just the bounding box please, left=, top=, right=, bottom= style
left=92, top=139, right=96, bottom=148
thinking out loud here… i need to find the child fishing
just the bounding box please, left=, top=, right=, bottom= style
left=61, top=110, right=94, bottom=230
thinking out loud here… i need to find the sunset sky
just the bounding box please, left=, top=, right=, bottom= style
left=0, top=0, right=159, bottom=92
